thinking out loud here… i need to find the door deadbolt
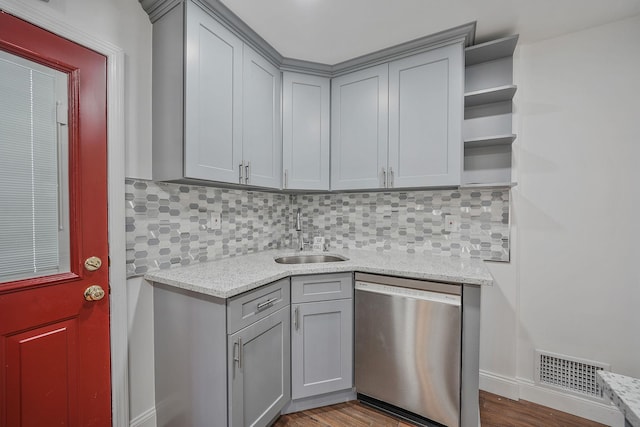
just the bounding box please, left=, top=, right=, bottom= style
left=84, top=256, right=102, bottom=271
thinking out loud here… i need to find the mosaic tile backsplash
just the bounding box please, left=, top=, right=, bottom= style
left=295, top=190, right=509, bottom=259
left=125, top=180, right=291, bottom=276
left=125, top=179, right=510, bottom=277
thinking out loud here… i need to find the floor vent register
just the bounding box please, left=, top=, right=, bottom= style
left=535, top=350, right=609, bottom=400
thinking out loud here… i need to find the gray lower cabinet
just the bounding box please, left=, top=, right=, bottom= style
left=291, top=299, right=353, bottom=399
left=228, top=306, right=291, bottom=427
left=290, top=273, right=354, bottom=400
left=153, top=277, right=290, bottom=427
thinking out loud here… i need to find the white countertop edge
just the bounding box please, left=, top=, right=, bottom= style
left=598, top=371, right=640, bottom=427
left=143, top=249, right=494, bottom=299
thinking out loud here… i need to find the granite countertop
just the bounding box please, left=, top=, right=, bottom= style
left=598, top=371, right=640, bottom=427
left=144, top=248, right=494, bottom=299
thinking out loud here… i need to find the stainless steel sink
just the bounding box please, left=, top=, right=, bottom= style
left=274, top=254, right=348, bottom=264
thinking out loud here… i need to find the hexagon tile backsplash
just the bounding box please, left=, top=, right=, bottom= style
left=125, top=179, right=510, bottom=277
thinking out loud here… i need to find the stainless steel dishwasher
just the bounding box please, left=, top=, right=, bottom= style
left=355, top=273, right=462, bottom=427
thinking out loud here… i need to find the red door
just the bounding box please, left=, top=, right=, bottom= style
left=0, top=11, right=110, bottom=427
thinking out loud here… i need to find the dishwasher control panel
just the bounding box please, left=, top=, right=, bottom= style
left=355, top=281, right=461, bottom=305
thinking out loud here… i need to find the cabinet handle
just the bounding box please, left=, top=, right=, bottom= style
left=257, top=297, right=278, bottom=311
left=245, top=162, right=250, bottom=184
left=389, top=167, right=394, bottom=188
left=284, top=169, right=288, bottom=189
left=294, top=306, right=299, bottom=331
left=382, top=168, right=387, bottom=188
left=239, top=163, right=244, bottom=184
left=233, top=339, right=242, bottom=371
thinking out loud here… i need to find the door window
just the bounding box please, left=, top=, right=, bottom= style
left=0, top=50, right=70, bottom=283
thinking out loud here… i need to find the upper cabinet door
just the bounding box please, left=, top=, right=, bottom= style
left=331, top=65, right=389, bottom=190
left=282, top=72, right=330, bottom=190
left=388, top=43, right=463, bottom=188
left=243, top=46, right=282, bottom=189
left=184, top=1, right=243, bottom=183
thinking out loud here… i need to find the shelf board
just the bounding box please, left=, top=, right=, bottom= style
left=465, top=35, right=519, bottom=66
left=459, top=181, right=518, bottom=189
left=464, top=134, right=516, bottom=148
left=465, top=85, right=517, bottom=107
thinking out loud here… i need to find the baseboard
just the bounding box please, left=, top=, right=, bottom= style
left=517, top=378, right=624, bottom=427
left=128, top=379, right=623, bottom=427
left=281, top=388, right=357, bottom=414
left=479, top=371, right=624, bottom=426
left=130, top=406, right=157, bottom=427
left=479, top=370, right=519, bottom=400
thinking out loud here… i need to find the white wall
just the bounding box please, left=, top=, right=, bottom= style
left=479, top=13, right=640, bottom=424
left=10, top=0, right=154, bottom=180
left=127, top=277, right=156, bottom=427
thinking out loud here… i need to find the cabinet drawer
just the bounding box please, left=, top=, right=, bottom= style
left=227, top=278, right=290, bottom=334
left=291, top=273, right=353, bottom=303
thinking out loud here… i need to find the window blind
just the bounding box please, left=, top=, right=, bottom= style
left=0, top=52, right=69, bottom=283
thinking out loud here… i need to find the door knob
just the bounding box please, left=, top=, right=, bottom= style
left=84, top=285, right=105, bottom=301
left=84, top=256, right=102, bottom=271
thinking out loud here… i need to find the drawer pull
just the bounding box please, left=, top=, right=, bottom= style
left=256, top=297, right=278, bottom=311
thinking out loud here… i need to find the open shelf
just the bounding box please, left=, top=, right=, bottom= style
left=465, top=35, right=519, bottom=66
left=464, top=85, right=517, bottom=107
left=463, top=34, right=518, bottom=187
left=464, top=134, right=516, bottom=148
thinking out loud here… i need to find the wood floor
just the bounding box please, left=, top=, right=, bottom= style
left=273, top=391, right=607, bottom=427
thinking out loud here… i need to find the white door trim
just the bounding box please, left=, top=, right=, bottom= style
left=0, top=1, right=128, bottom=425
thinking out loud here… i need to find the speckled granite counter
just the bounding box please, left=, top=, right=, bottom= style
left=144, top=249, right=494, bottom=299
left=598, top=371, right=640, bottom=427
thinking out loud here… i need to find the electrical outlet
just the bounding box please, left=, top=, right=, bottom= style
left=444, top=215, right=460, bottom=233
left=208, top=210, right=222, bottom=230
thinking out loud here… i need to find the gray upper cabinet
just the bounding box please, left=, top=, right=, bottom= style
left=388, top=43, right=464, bottom=188
left=330, top=42, right=463, bottom=190
left=242, top=47, right=282, bottom=188
left=282, top=72, right=330, bottom=191
left=331, top=65, right=389, bottom=190
left=143, top=0, right=472, bottom=190
left=151, top=0, right=281, bottom=189
left=184, top=0, right=243, bottom=184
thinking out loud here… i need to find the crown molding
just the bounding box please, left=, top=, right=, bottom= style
left=330, top=22, right=475, bottom=76
left=139, top=0, right=477, bottom=77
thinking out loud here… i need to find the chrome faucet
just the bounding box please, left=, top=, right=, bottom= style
left=295, top=208, right=305, bottom=251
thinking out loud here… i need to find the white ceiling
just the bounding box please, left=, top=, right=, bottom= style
left=220, top=0, right=640, bottom=64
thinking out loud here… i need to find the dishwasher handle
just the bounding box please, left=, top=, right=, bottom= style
left=355, top=281, right=461, bottom=306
